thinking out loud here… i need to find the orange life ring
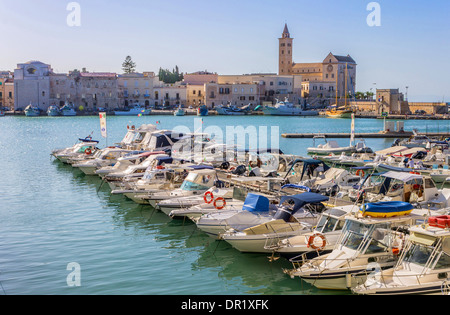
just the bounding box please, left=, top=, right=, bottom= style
left=410, top=171, right=420, bottom=175
left=85, top=148, right=92, bottom=155
left=204, top=191, right=214, bottom=204
left=356, top=170, right=365, bottom=177
left=306, top=234, right=327, bottom=251
left=214, top=197, right=226, bottom=210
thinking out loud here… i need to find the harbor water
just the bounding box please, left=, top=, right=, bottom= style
left=0, top=115, right=448, bottom=295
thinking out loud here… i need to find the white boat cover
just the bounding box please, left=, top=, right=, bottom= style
left=381, top=171, right=422, bottom=182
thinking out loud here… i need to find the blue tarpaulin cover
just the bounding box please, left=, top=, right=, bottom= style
left=242, top=194, right=270, bottom=213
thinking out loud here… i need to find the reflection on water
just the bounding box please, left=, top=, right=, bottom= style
left=6, top=116, right=443, bottom=295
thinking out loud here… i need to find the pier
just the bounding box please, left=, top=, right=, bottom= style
left=282, top=131, right=450, bottom=139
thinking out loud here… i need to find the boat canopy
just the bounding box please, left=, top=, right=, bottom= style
left=381, top=171, right=422, bottom=183
left=242, top=194, right=270, bottom=213
left=375, top=146, right=408, bottom=156
left=280, top=192, right=329, bottom=213
left=285, top=158, right=330, bottom=181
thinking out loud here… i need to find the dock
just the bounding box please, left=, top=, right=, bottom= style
left=282, top=132, right=450, bottom=139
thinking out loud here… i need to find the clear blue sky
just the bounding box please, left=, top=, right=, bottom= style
left=1, top=0, right=449, bottom=102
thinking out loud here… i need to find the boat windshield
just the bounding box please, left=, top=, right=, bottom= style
left=180, top=172, right=211, bottom=191
left=315, top=215, right=342, bottom=233
left=404, top=239, right=450, bottom=269
left=340, top=220, right=390, bottom=254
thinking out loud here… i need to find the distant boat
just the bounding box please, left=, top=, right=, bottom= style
left=307, top=136, right=356, bottom=155
left=325, top=106, right=353, bottom=118
left=174, top=106, right=186, bottom=116
left=216, top=104, right=249, bottom=115
left=47, top=105, right=61, bottom=117
left=197, top=105, right=208, bottom=116
left=24, top=104, right=41, bottom=117
left=61, top=103, right=77, bottom=116
left=263, top=98, right=319, bottom=116
left=0, top=110, right=4, bottom=117
left=114, top=104, right=151, bottom=116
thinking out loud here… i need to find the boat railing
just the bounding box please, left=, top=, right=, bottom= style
left=351, top=267, right=450, bottom=293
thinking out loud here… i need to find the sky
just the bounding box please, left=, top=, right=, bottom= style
left=0, top=0, right=449, bottom=102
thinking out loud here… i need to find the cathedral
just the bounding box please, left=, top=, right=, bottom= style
left=279, top=24, right=357, bottom=101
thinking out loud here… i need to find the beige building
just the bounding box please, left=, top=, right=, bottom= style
left=118, top=72, right=157, bottom=108
left=204, top=74, right=303, bottom=108
left=0, top=78, right=14, bottom=110
left=353, top=88, right=448, bottom=115
left=49, top=70, right=119, bottom=111
left=278, top=24, right=357, bottom=103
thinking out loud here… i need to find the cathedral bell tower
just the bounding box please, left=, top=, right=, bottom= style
left=278, top=24, right=293, bottom=75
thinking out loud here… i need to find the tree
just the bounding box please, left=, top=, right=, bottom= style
left=158, top=66, right=184, bottom=83
left=122, top=56, right=136, bottom=74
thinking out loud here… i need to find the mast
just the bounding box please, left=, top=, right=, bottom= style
left=344, top=63, right=348, bottom=109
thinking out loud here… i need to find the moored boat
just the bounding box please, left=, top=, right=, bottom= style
left=24, top=104, right=41, bottom=117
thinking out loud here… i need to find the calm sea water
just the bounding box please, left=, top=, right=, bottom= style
left=0, top=114, right=447, bottom=295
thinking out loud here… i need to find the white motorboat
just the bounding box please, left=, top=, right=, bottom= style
left=103, top=151, right=168, bottom=190
left=348, top=171, right=450, bottom=209
left=430, top=166, right=450, bottom=184
left=352, top=213, right=450, bottom=295
left=307, top=136, right=356, bottom=156
left=219, top=193, right=330, bottom=253
left=300, top=167, right=363, bottom=196
left=113, top=163, right=192, bottom=204
left=158, top=186, right=234, bottom=217
left=47, top=105, right=61, bottom=116
left=135, top=166, right=217, bottom=207
left=284, top=204, right=431, bottom=291
left=168, top=177, right=285, bottom=220
left=61, top=103, right=77, bottom=116
left=51, top=136, right=99, bottom=164
left=265, top=205, right=357, bottom=260
left=24, top=104, right=40, bottom=117
left=195, top=193, right=276, bottom=239
left=72, top=148, right=132, bottom=175
left=215, top=104, right=249, bottom=116
left=263, top=98, right=319, bottom=116
left=114, top=104, right=151, bottom=116
left=95, top=150, right=153, bottom=179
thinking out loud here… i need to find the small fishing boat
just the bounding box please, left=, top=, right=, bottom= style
left=352, top=214, right=450, bottom=295
left=24, top=104, right=41, bottom=117
left=173, top=105, right=185, bottom=116
left=114, top=104, right=151, bottom=116
left=47, top=105, right=61, bottom=116
left=72, top=148, right=132, bottom=175
left=197, top=105, right=209, bottom=116
left=0, top=110, right=5, bottom=117
left=307, top=136, right=356, bottom=156
left=61, top=103, right=77, bottom=116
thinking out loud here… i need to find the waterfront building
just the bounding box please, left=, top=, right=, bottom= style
left=0, top=73, right=14, bottom=110
left=204, top=74, right=303, bottom=108
left=353, top=88, right=448, bottom=115
left=49, top=70, right=119, bottom=111
left=14, top=61, right=52, bottom=111
left=117, top=72, right=157, bottom=108
left=278, top=24, right=357, bottom=105
left=153, top=82, right=188, bottom=108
